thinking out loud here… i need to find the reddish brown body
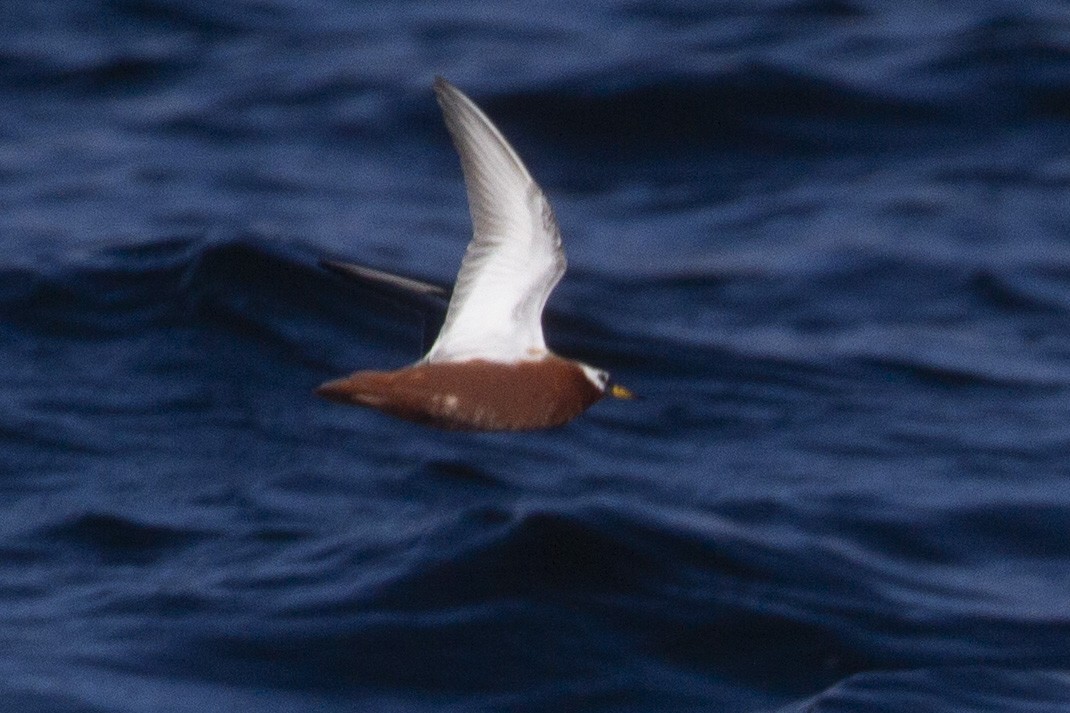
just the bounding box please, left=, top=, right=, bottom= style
left=315, top=356, right=604, bottom=431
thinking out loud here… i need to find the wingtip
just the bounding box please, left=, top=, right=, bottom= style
left=317, top=257, right=452, bottom=299
left=433, top=75, right=453, bottom=96
left=433, top=76, right=476, bottom=110
left=318, top=258, right=352, bottom=278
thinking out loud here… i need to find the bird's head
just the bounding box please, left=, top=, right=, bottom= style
left=579, top=364, right=635, bottom=400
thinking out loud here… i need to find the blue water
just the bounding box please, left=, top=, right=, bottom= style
left=3, top=1, right=1070, bottom=710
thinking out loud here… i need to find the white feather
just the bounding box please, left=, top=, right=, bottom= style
left=423, top=77, right=566, bottom=364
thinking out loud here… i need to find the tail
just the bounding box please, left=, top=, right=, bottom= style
left=315, top=373, right=389, bottom=407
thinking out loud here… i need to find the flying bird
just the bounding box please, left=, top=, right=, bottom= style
left=316, top=77, right=633, bottom=430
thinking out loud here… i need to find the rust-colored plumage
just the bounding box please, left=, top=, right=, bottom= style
left=316, top=357, right=604, bottom=431
left=316, top=78, right=633, bottom=431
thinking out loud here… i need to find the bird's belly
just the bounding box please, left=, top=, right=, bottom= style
left=321, top=358, right=601, bottom=432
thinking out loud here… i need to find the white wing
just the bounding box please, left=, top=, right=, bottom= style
left=423, top=77, right=566, bottom=364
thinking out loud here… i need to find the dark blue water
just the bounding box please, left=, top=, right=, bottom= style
left=4, top=1, right=1070, bottom=710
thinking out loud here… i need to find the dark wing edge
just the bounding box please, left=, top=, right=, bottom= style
left=318, top=259, right=451, bottom=300
left=319, top=258, right=450, bottom=352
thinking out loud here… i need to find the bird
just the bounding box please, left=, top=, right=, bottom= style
left=315, top=76, right=634, bottom=431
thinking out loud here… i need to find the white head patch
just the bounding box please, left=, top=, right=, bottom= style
left=579, top=364, right=610, bottom=392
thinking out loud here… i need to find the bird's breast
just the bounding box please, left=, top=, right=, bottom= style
left=316, top=356, right=603, bottom=431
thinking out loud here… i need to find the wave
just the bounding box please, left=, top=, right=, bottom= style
left=784, top=667, right=1070, bottom=713
left=4, top=3, right=1070, bottom=711
left=7, top=237, right=1070, bottom=395
left=5, top=2, right=1069, bottom=144
left=71, top=499, right=1066, bottom=705
left=40, top=511, right=213, bottom=565
left=477, top=68, right=945, bottom=156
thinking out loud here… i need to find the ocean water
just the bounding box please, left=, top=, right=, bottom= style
left=3, top=1, right=1070, bottom=711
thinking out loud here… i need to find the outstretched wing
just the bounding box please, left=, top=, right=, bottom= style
left=319, top=259, right=450, bottom=300
left=424, top=77, right=567, bottom=364
left=319, top=258, right=450, bottom=352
